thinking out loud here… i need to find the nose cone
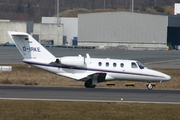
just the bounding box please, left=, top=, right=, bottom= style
left=157, top=71, right=171, bottom=82
left=150, top=69, right=171, bottom=82
left=163, top=73, right=171, bottom=81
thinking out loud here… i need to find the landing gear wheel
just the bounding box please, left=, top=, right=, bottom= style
left=90, top=84, right=96, bottom=88
left=84, top=82, right=96, bottom=88
left=85, top=82, right=90, bottom=88
left=147, top=83, right=153, bottom=90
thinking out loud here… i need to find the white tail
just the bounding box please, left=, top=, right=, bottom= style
left=8, top=31, right=56, bottom=61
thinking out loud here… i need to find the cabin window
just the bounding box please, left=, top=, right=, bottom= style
left=113, top=63, right=116, bottom=67
left=106, top=62, right=109, bottom=67
left=131, top=62, right=138, bottom=68
left=98, top=62, right=102, bottom=66
left=120, top=63, right=124, bottom=68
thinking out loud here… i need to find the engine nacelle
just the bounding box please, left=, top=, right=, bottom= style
left=60, top=56, right=85, bottom=67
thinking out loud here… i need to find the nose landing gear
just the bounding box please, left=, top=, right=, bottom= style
left=146, top=83, right=153, bottom=90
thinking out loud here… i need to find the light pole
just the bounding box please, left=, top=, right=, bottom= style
left=57, top=0, right=60, bottom=26
left=132, top=0, right=134, bottom=12
left=57, top=0, right=60, bottom=45
left=104, top=0, right=106, bottom=9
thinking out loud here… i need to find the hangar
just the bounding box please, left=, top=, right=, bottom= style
left=168, top=15, right=180, bottom=49
left=78, top=12, right=180, bottom=50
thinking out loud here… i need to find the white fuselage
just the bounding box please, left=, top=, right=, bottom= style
left=23, top=57, right=171, bottom=83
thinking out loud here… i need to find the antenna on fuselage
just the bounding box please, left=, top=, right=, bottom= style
left=86, top=53, right=90, bottom=58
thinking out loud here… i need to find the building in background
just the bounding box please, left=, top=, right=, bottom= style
left=0, top=20, right=63, bottom=46
left=167, top=15, right=180, bottom=49
left=174, top=3, right=180, bottom=15
left=78, top=12, right=168, bottom=50
left=32, top=23, right=63, bottom=46
left=1, top=10, right=180, bottom=50
left=42, top=17, right=78, bottom=45
left=0, top=21, right=26, bottom=45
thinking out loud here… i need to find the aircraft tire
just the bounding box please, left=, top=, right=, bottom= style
left=84, top=82, right=96, bottom=88
left=147, top=83, right=153, bottom=90
left=90, top=84, right=96, bottom=88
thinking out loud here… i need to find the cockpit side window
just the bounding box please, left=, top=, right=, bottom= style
left=131, top=62, right=138, bottom=68
left=137, top=62, right=145, bottom=69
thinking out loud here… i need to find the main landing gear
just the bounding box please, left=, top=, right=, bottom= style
left=84, top=81, right=96, bottom=88
left=146, top=83, right=153, bottom=90
left=84, top=74, right=98, bottom=88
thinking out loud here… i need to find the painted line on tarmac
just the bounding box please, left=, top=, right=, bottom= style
left=0, top=97, right=180, bottom=105
left=145, top=59, right=180, bottom=65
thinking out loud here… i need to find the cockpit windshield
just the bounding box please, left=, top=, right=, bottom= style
left=136, top=61, right=145, bottom=69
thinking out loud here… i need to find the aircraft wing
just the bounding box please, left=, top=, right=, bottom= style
left=59, top=72, right=107, bottom=82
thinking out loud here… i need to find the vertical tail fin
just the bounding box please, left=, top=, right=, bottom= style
left=8, top=31, right=56, bottom=61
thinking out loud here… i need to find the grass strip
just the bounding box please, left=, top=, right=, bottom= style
left=0, top=100, right=180, bottom=120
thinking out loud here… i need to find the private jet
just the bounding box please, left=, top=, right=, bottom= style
left=8, top=31, right=171, bottom=90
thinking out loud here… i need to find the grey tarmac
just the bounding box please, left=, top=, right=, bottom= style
left=0, top=86, right=179, bottom=104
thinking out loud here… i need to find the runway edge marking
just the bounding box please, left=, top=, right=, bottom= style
left=0, top=97, right=179, bottom=105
